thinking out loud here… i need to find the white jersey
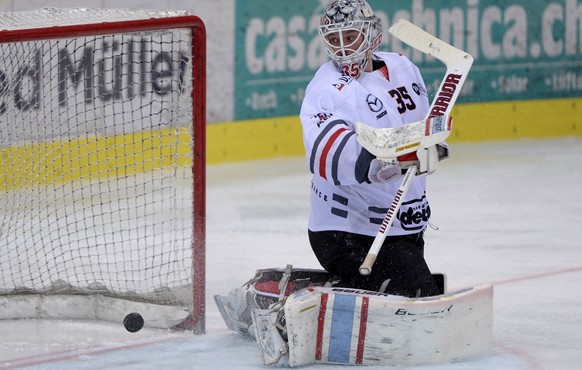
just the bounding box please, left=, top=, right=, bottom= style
left=300, top=52, right=431, bottom=237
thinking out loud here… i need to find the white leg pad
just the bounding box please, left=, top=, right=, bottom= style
left=282, top=285, right=493, bottom=367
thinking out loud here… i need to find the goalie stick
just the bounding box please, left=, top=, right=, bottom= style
left=359, top=19, right=474, bottom=275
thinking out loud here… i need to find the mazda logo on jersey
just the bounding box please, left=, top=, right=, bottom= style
left=366, top=94, right=383, bottom=112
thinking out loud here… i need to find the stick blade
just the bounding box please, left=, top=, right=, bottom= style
left=389, top=19, right=474, bottom=70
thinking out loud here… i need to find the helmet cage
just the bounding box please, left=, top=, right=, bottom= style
left=318, top=0, right=382, bottom=78
left=319, top=20, right=374, bottom=78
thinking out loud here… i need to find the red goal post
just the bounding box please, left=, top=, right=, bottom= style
left=0, top=8, right=206, bottom=333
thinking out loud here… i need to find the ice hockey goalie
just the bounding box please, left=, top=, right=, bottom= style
left=214, top=265, right=493, bottom=367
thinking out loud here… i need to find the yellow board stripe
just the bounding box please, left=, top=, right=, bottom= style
left=207, top=98, right=582, bottom=163
left=2, top=98, right=581, bottom=190
left=1, top=128, right=192, bottom=190
left=450, top=98, right=581, bottom=141
left=206, top=115, right=305, bottom=164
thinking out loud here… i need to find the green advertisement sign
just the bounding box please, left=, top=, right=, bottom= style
left=235, top=0, right=582, bottom=120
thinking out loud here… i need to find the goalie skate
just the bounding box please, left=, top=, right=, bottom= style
left=214, top=266, right=337, bottom=337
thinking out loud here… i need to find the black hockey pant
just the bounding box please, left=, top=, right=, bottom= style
left=308, top=230, right=439, bottom=297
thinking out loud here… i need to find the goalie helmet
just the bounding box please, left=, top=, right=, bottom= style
left=319, top=0, right=382, bottom=79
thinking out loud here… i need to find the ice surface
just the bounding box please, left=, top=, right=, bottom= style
left=1, top=138, right=581, bottom=369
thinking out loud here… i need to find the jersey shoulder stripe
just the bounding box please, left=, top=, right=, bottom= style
left=309, top=119, right=353, bottom=183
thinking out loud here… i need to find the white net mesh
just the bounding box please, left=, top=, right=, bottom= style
left=0, top=8, right=201, bottom=325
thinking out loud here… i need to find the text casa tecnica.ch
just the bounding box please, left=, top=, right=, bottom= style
left=0, top=38, right=190, bottom=115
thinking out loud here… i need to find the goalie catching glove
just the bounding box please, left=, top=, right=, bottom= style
left=368, top=142, right=450, bottom=184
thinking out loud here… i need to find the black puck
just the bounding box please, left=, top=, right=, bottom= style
left=123, top=312, right=144, bottom=332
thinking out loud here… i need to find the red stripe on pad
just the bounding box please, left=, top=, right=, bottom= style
left=356, top=296, right=369, bottom=364
left=315, top=293, right=329, bottom=361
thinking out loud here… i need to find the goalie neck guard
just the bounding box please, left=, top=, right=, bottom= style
left=319, top=0, right=382, bottom=79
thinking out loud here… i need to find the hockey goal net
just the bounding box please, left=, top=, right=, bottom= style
left=0, top=8, right=206, bottom=332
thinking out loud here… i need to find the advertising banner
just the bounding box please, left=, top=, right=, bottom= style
left=0, top=31, right=192, bottom=146
left=235, top=0, right=582, bottom=120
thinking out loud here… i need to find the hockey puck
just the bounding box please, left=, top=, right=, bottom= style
left=123, top=312, right=144, bottom=332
